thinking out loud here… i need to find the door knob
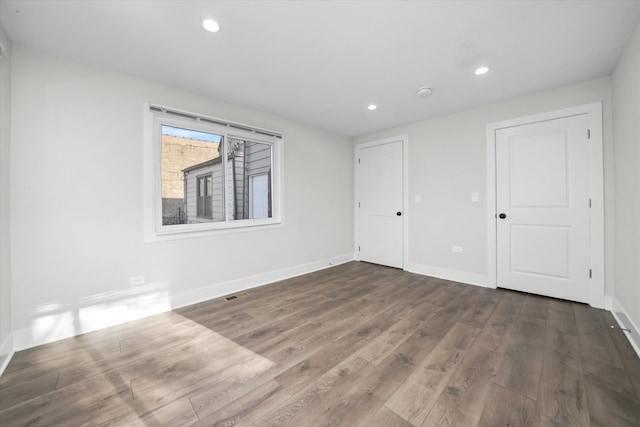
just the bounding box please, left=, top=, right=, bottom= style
left=498, top=213, right=507, bottom=219
left=396, top=212, right=402, bottom=216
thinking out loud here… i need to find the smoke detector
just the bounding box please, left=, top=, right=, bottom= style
left=417, top=86, right=433, bottom=98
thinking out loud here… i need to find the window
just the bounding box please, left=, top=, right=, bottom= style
left=144, top=104, right=283, bottom=240
left=196, top=174, right=213, bottom=219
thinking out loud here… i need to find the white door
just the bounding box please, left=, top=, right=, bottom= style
left=357, top=139, right=404, bottom=268
left=496, top=114, right=591, bottom=303
left=249, top=174, right=269, bottom=219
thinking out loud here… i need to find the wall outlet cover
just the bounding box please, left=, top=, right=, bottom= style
left=129, top=275, right=145, bottom=286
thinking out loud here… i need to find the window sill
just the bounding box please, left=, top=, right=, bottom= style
left=144, top=218, right=284, bottom=243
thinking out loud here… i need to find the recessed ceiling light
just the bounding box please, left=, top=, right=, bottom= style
left=474, top=66, right=489, bottom=75
left=202, top=19, right=220, bottom=33
left=368, top=104, right=377, bottom=110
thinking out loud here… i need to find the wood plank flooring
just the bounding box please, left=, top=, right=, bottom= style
left=1, top=261, right=639, bottom=426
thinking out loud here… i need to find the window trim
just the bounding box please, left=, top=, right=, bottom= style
left=143, top=103, right=284, bottom=242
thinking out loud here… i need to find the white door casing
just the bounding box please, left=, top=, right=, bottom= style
left=487, top=102, right=605, bottom=308
left=355, top=136, right=407, bottom=269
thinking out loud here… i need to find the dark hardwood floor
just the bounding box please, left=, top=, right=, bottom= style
left=1, top=261, right=639, bottom=426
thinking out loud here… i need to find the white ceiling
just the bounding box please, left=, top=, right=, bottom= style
left=1, top=0, right=639, bottom=136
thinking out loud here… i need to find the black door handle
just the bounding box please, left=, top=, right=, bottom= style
left=498, top=213, right=507, bottom=219
left=396, top=212, right=402, bottom=216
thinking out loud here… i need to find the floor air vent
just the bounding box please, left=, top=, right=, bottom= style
left=224, top=292, right=249, bottom=301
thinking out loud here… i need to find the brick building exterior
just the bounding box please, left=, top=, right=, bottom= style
left=161, top=134, right=219, bottom=224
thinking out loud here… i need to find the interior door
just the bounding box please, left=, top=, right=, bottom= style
left=496, top=114, right=591, bottom=303
left=357, top=139, right=404, bottom=268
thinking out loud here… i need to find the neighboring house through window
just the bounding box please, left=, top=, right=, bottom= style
left=144, top=104, right=283, bottom=241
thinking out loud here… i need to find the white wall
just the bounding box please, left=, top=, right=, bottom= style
left=0, top=25, right=13, bottom=370
left=612, top=21, right=640, bottom=338
left=354, top=78, right=615, bottom=294
left=7, top=36, right=635, bottom=353
left=10, top=46, right=354, bottom=349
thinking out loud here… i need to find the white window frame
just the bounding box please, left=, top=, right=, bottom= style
left=143, top=103, right=284, bottom=242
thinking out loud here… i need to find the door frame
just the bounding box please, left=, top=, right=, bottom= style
left=486, top=102, right=604, bottom=308
left=354, top=135, right=409, bottom=269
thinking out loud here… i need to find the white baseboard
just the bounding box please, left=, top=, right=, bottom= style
left=0, top=332, right=14, bottom=377
left=405, top=262, right=489, bottom=288
left=168, top=253, right=354, bottom=310
left=12, top=253, right=354, bottom=352
left=610, top=297, right=640, bottom=359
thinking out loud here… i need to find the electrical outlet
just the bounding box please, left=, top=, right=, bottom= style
left=471, top=192, right=479, bottom=202
left=129, top=275, right=145, bottom=286
left=452, top=246, right=463, bottom=253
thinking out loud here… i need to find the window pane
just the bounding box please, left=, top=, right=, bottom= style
left=161, top=125, right=223, bottom=224
left=227, top=138, right=272, bottom=220
left=204, top=175, right=213, bottom=218
left=197, top=177, right=203, bottom=217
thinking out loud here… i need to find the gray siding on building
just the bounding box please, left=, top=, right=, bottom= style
left=239, top=141, right=272, bottom=219
left=184, top=139, right=272, bottom=221
left=184, top=163, right=224, bottom=223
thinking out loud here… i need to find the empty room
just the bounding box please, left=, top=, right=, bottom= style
left=1, top=1, right=639, bottom=426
